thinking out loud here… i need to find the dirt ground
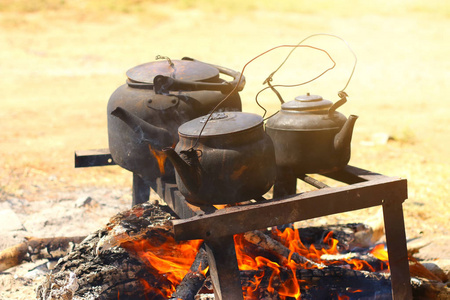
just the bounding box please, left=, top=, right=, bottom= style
left=0, top=2, right=449, bottom=299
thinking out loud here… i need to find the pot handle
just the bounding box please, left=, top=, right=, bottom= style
left=153, top=57, right=245, bottom=94
left=328, top=91, right=348, bottom=116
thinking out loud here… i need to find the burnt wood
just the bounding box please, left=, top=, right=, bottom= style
left=169, top=247, right=209, bottom=300
left=36, top=202, right=176, bottom=300
left=239, top=266, right=393, bottom=300
left=0, top=236, right=85, bottom=272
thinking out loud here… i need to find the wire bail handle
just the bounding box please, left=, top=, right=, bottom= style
left=263, top=33, right=357, bottom=107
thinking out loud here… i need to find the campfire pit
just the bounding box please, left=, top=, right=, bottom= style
left=75, top=149, right=413, bottom=299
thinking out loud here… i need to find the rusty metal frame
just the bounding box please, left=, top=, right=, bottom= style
left=152, top=165, right=412, bottom=300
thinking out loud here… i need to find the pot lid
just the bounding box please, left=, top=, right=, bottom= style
left=282, top=93, right=333, bottom=111
left=126, top=59, right=220, bottom=84
left=179, top=112, right=263, bottom=137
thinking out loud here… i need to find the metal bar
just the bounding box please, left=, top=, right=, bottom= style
left=172, top=176, right=407, bottom=241
left=132, top=173, right=151, bottom=207
left=383, top=196, right=413, bottom=299
left=325, top=165, right=386, bottom=183
left=204, top=236, right=244, bottom=300
left=149, top=178, right=216, bottom=219
left=272, top=168, right=297, bottom=198
left=74, top=148, right=116, bottom=168
left=299, top=174, right=330, bottom=189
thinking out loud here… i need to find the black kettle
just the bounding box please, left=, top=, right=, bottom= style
left=107, top=57, right=245, bottom=183
left=163, top=112, right=276, bottom=206
left=265, top=92, right=358, bottom=175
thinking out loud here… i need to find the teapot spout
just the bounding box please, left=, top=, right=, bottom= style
left=163, top=147, right=201, bottom=195
left=111, top=107, right=173, bottom=150
left=334, top=115, right=358, bottom=153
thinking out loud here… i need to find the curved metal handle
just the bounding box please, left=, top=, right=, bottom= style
left=328, top=91, right=348, bottom=117
left=299, top=34, right=357, bottom=94
left=153, top=57, right=245, bottom=95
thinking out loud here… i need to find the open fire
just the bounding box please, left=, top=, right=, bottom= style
left=120, top=224, right=390, bottom=300
left=63, top=162, right=413, bottom=299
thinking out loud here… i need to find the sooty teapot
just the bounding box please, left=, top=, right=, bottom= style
left=163, top=112, right=276, bottom=206
left=265, top=92, right=358, bottom=175
left=107, top=57, right=244, bottom=183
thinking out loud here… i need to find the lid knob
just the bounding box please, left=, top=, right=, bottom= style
left=295, top=94, right=324, bottom=102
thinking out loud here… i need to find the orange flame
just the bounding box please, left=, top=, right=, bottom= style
left=370, top=243, right=389, bottom=269
left=370, top=244, right=389, bottom=261
left=233, top=227, right=389, bottom=298
left=234, top=234, right=302, bottom=299
left=198, top=262, right=209, bottom=277
left=148, top=145, right=168, bottom=176
left=121, top=223, right=388, bottom=298
left=121, top=233, right=202, bottom=298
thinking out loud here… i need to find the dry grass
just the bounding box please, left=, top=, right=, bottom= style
left=0, top=2, right=449, bottom=239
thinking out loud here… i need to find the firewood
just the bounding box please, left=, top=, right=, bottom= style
left=195, top=269, right=449, bottom=300
left=36, top=227, right=164, bottom=300
left=239, top=267, right=393, bottom=300
left=409, top=258, right=443, bottom=282
left=420, top=259, right=450, bottom=283
left=243, top=230, right=326, bottom=269
left=195, top=293, right=215, bottom=300
left=36, top=202, right=177, bottom=300
left=320, top=252, right=388, bottom=272
left=410, top=277, right=450, bottom=300
left=170, top=247, right=209, bottom=300
left=241, top=267, right=449, bottom=300
left=0, top=236, right=85, bottom=272
left=288, top=222, right=376, bottom=250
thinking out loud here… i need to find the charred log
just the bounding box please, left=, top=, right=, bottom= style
left=243, top=230, right=325, bottom=269
left=271, top=223, right=376, bottom=251
left=0, top=236, right=85, bottom=272
left=169, top=247, right=209, bottom=300
left=36, top=202, right=178, bottom=300
left=320, top=253, right=388, bottom=272
left=410, top=277, right=450, bottom=300
left=36, top=229, right=162, bottom=300
left=240, top=267, right=393, bottom=300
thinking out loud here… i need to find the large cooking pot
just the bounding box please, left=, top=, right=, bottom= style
left=163, top=112, right=276, bottom=206
left=107, top=57, right=244, bottom=183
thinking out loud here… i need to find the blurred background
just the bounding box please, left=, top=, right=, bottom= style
left=0, top=0, right=449, bottom=237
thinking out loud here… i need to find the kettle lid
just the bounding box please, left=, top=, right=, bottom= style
left=282, top=93, right=333, bottom=111
left=179, top=112, right=263, bottom=137
left=126, top=59, right=220, bottom=84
